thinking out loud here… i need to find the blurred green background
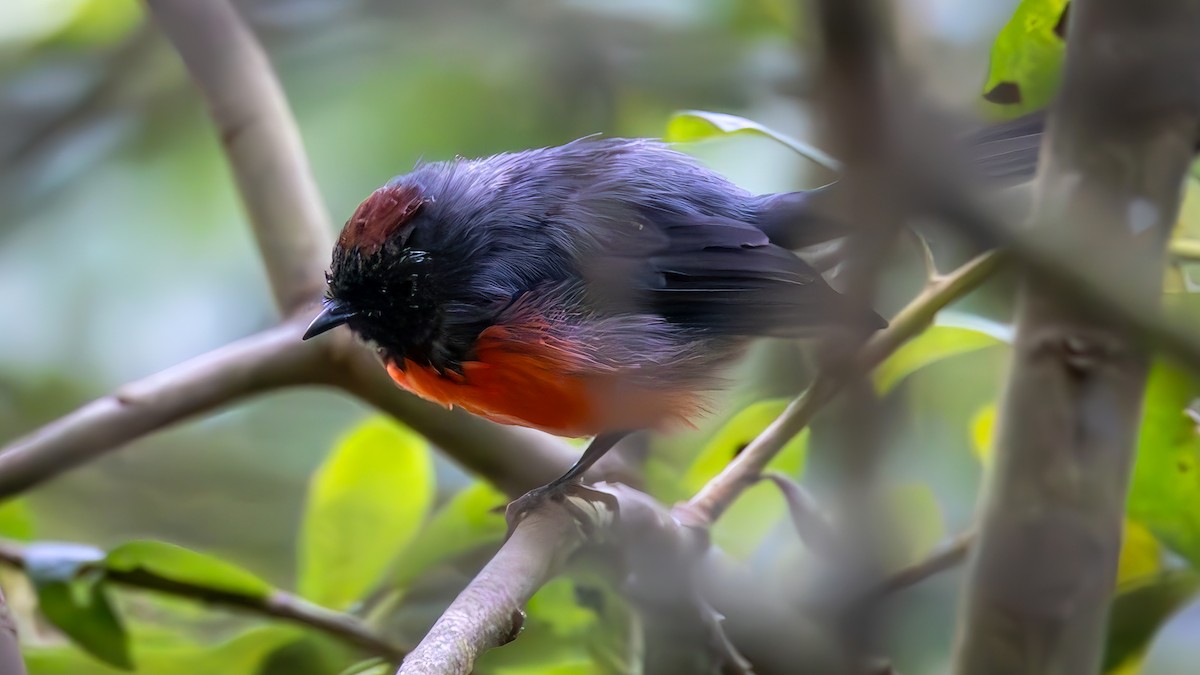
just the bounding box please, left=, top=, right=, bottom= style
left=0, top=0, right=1195, bottom=673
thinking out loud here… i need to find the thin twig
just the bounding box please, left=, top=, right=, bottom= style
left=0, top=540, right=405, bottom=661
left=862, top=530, right=973, bottom=603
left=685, top=250, right=1003, bottom=525
left=145, top=0, right=333, bottom=314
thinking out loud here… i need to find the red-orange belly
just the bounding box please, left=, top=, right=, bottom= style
left=383, top=329, right=699, bottom=437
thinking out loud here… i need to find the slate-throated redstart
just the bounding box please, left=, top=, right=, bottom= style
left=302, top=112, right=1044, bottom=501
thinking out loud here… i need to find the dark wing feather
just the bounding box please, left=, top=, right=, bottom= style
left=585, top=207, right=885, bottom=337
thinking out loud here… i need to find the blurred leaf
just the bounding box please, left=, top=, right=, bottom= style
left=683, top=399, right=808, bottom=558
left=527, top=578, right=597, bottom=638
left=25, top=543, right=131, bottom=669
left=0, top=499, right=35, bottom=541
left=338, top=659, right=391, bottom=675
left=665, top=110, right=839, bottom=171
left=874, top=323, right=1004, bottom=395
left=105, top=540, right=272, bottom=600
left=982, top=0, right=1070, bottom=118
left=1117, top=520, right=1163, bottom=586
left=882, top=484, right=945, bottom=569
left=299, top=417, right=435, bottom=610
left=26, top=626, right=303, bottom=675
left=387, top=482, right=506, bottom=589
left=1128, top=361, right=1200, bottom=568
left=970, top=404, right=997, bottom=466
left=1103, top=570, right=1200, bottom=673
left=53, top=0, right=141, bottom=47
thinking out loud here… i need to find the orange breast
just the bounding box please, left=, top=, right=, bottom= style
left=384, top=325, right=700, bottom=437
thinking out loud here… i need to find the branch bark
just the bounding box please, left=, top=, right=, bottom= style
left=396, top=500, right=588, bottom=674
left=144, top=0, right=333, bottom=314
left=685, top=250, right=1002, bottom=525
left=0, top=321, right=321, bottom=499
left=952, top=1, right=1200, bottom=673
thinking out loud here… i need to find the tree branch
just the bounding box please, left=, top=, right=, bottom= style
left=952, top=1, right=1200, bottom=672
left=685, top=250, right=1002, bottom=525
left=396, top=498, right=589, bottom=675
left=144, top=0, right=333, bottom=314
left=0, top=540, right=404, bottom=661
left=0, top=320, right=322, bottom=499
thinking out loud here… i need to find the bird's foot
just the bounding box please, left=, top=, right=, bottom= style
left=504, top=479, right=616, bottom=537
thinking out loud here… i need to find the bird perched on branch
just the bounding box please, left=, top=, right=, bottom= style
left=302, top=112, right=1044, bottom=507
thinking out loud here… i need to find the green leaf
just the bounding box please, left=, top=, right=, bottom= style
left=1103, top=570, right=1200, bottom=673
left=25, top=543, right=131, bottom=670
left=684, top=400, right=808, bottom=558
left=299, top=416, right=435, bottom=609
left=665, top=110, right=840, bottom=171
left=874, top=319, right=1006, bottom=395
left=1128, top=361, right=1200, bottom=568
left=982, top=0, right=1070, bottom=117
left=0, top=499, right=35, bottom=540
left=105, top=540, right=273, bottom=600
left=387, top=481, right=507, bottom=589
left=26, top=626, right=304, bottom=675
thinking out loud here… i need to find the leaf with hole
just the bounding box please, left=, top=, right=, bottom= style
left=299, top=416, right=435, bottom=609
left=982, top=0, right=1070, bottom=117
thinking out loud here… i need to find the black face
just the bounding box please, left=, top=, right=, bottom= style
left=323, top=239, right=445, bottom=367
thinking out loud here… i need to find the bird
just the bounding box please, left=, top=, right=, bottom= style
left=301, top=112, right=1045, bottom=506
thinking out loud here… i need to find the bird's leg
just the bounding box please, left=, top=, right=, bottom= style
left=504, top=431, right=630, bottom=531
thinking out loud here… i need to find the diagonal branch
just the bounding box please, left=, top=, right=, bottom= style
left=685, top=250, right=1003, bottom=525
left=396, top=498, right=589, bottom=674
left=0, top=540, right=405, bottom=661
left=144, top=0, right=333, bottom=314
left=0, top=320, right=322, bottom=499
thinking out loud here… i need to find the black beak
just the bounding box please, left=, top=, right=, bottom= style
left=303, top=300, right=357, bottom=340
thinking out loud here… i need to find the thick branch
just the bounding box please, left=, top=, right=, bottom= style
left=0, top=540, right=404, bottom=661
left=145, top=0, right=333, bottom=314
left=952, top=1, right=1200, bottom=673
left=686, top=251, right=1001, bottom=524
left=397, top=501, right=587, bottom=674
left=0, top=321, right=323, bottom=499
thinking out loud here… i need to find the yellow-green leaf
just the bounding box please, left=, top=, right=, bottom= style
left=982, top=0, right=1070, bottom=118
left=388, top=481, right=507, bottom=589
left=1103, top=570, right=1200, bottom=673
left=970, top=404, right=997, bottom=467
left=0, top=499, right=35, bottom=541
left=299, top=417, right=435, bottom=609
left=1128, top=361, right=1200, bottom=568
left=105, top=540, right=272, bottom=600
left=874, top=322, right=1005, bottom=395
left=665, top=110, right=839, bottom=171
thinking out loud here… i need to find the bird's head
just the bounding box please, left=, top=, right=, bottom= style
left=303, top=180, right=442, bottom=365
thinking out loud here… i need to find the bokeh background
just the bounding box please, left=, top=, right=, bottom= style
left=0, top=0, right=1193, bottom=672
